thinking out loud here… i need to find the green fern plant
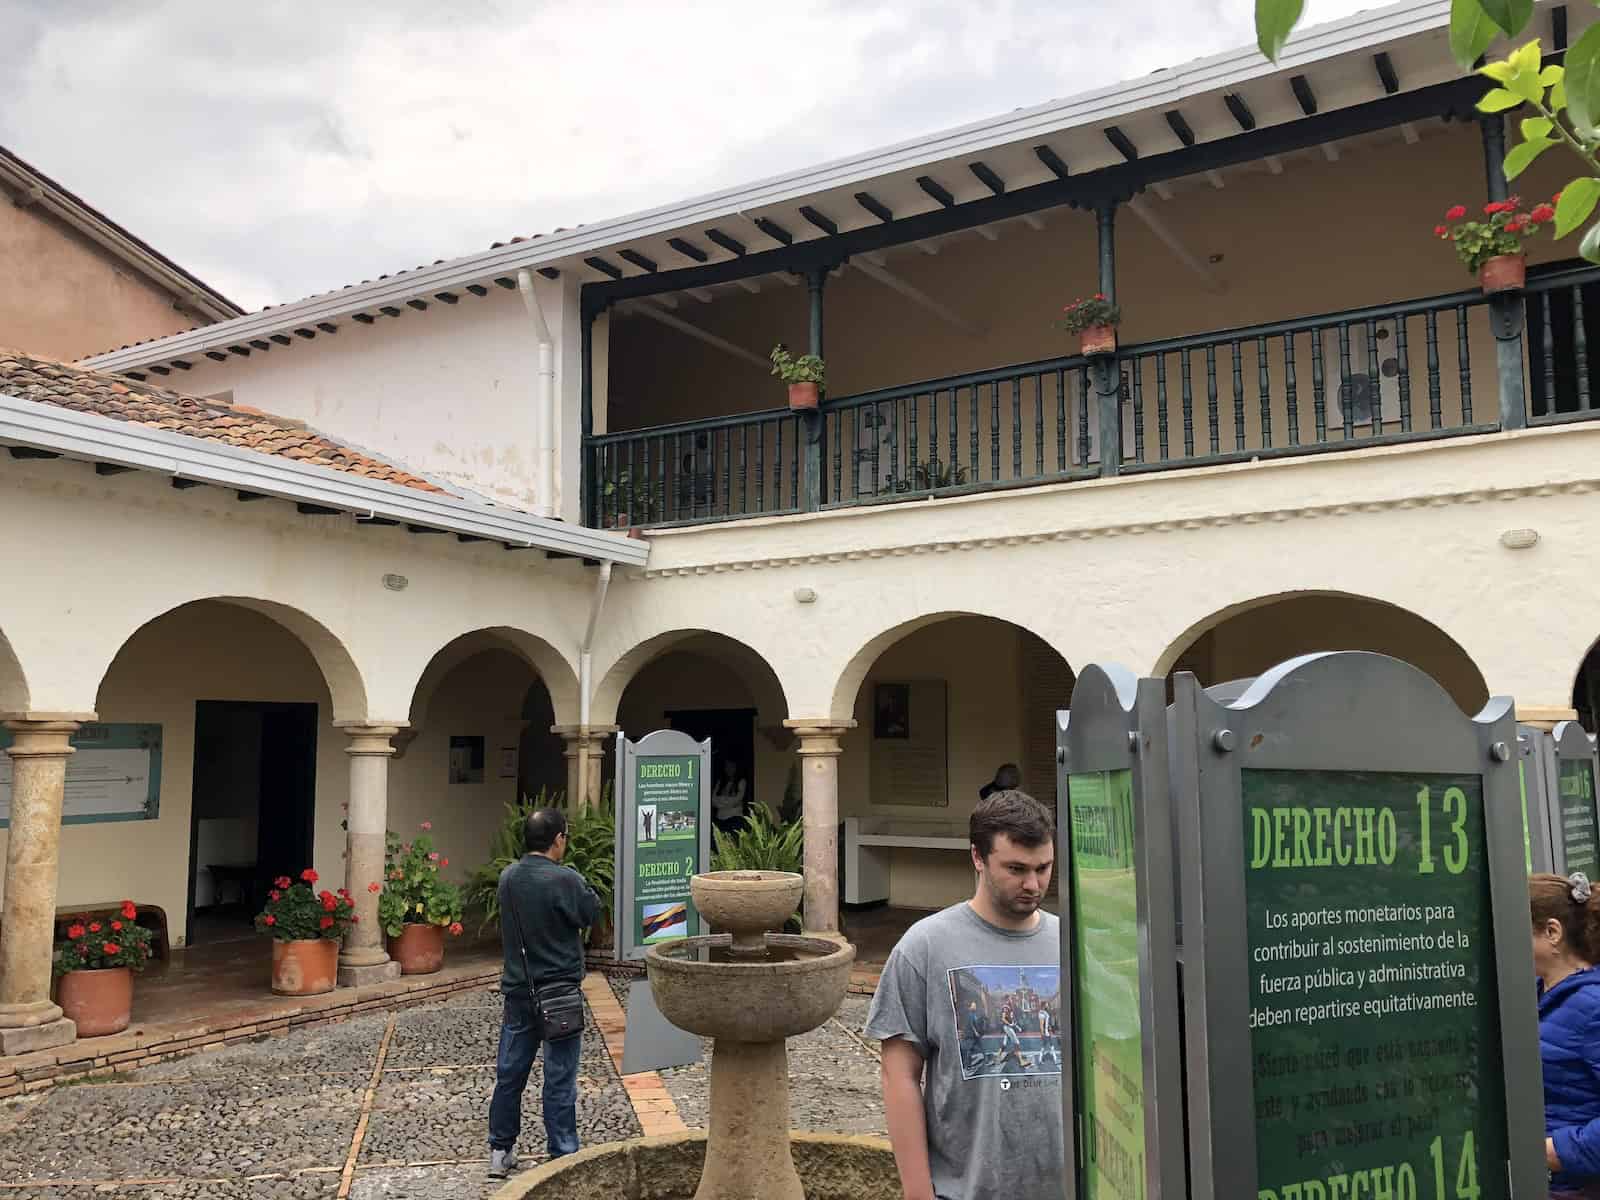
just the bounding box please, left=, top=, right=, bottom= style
left=464, top=784, right=615, bottom=933
left=710, top=805, right=805, bottom=931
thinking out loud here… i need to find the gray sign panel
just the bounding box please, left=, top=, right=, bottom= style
left=615, top=728, right=712, bottom=963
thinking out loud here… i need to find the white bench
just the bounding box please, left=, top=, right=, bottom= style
left=842, top=817, right=970, bottom=905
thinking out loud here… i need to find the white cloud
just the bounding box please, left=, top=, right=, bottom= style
left=0, top=0, right=1377, bottom=310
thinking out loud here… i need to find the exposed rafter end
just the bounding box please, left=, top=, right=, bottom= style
left=1224, top=93, right=1256, bottom=132
left=969, top=161, right=1005, bottom=195
left=619, top=249, right=658, bottom=273
left=1291, top=74, right=1318, bottom=117
left=171, top=359, right=192, bottom=370
left=405, top=524, right=446, bottom=534
left=270, top=334, right=291, bottom=345
left=95, top=463, right=135, bottom=476
left=1373, top=52, right=1400, bottom=96
left=379, top=306, right=402, bottom=318
left=854, top=191, right=894, bottom=223
left=752, top=216, right=793, bottom=246
left=171, top=477, right=205, bottom=490
left=705, top=227, right=746, bottom=256
left=536, top=268, right=561, bottom=281
left=494, top=277, right=518, bottom=289
left=1104, top=126, right=1139, bottom=162
left=9, top=445, right=59, bottom=460
left=1265, top=155, right=1285, bottom=175
left=465, top=284, right=489, bottom=296
left=668, top=236, right=709, bottom=263
left=1321, top=141, right=1342, bottom=162
left=205, top=351, right=229, bottom=361
left=1205, top=170, right=1226, bottom=190
left=916, top=175, right=957, bottom=208
left=1165, top=110, right=1196, bottom=148
left=148, top=365, right=171, bottom=376
left=352, top=313, right=376, bottom=324
left=585, top=256, right=624, bottom=280
left=432, top=294, right=457, bottom=306
left=1034, top=144, right=1069, bottom=179
left=293, top=327, right=317, bottom=339
left=236, top=490, right=266, bottom=502
left=356, top=516, right=398, bottom=526
left=798, top=205, right=838, bottom=236
left=297, top=503, right=342, bottom=515
left=1401, top=122, right=1420, bottom=145
left=1022, top=214, right=1046, bottom=231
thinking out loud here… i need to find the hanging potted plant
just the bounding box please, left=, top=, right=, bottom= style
left=770, top=344, right=825, bottom=410
left=1434, top=196, right=1554, bottom=293
left=1059, top=293, right=1121, bottom=356
left=379, top=823, right=465, bottom=975
left=52, top=901, right=154, bottom=1037
left=256, top=869, right=356, bottom=995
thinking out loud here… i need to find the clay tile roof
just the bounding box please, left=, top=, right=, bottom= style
left=0, top=348, right=448, bottom=494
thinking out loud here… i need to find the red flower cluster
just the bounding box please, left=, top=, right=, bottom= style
left=368, top=881, right=382, bottom=893
left=102, top=942, right=120, bottom=955
left=301, top=868, right=318, bottom=884
left=448, top=922, right=465, bottom=937
left=120, top=901, right=137, bottom=921
left=66, top=923, right=85, bottom=940
left=275, top=875, right=292, bottom=889
left=54, top=901, right=155, bottom=976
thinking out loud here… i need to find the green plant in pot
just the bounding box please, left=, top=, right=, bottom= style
left=770, top=344, right=826, bottom=411
left=1058, top=293, right=1121, bottom=357
left=255, top=869, right=355, bottom=996
left=52, top=901, right=155, bottom=1037
left=378, top=822, right=464, bottom=976
left=710, top=804, right=805, bottom=932
left=602, top=469, right=654, bottom=529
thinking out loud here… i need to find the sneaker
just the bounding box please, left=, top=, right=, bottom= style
left=488, top=1148, right=520, bottom=1178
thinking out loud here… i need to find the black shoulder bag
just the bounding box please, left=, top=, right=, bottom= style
left=505, top=868, right=586, bottom=1041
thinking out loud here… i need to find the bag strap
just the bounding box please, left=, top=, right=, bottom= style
left=504, top=860, right=537, bottom=999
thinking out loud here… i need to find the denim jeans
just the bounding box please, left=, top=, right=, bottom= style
left=488, top=991, right=582, bottom=1157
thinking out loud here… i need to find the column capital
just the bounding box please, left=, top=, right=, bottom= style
left=1, top=711, right=96, bottom=724
left=551, top=724, right=619, bottom=741
left=784, top=719, right=855, bottom=756
left=1, top=719, right=83, bottom=756
left=335, top=722, right=404, bottom=757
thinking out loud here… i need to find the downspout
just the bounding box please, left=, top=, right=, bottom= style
left=577, top=561, right=613, bottom=806
left=516, top=269, right=558, bottom=518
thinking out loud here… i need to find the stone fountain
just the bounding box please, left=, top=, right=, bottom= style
left=493, top=869, right=892, bottom=1200
left=648, top=870, right=855, bottom=1200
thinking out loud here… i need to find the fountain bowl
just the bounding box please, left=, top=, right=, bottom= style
left=689, top=870, right=803, bottom=953
left=646, top=932, right=854, bottom=1041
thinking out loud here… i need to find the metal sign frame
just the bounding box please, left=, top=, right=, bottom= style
left=615, top=728, right=713, bottom=963
left=1172, top=651, right=1544, bottom=1200
left=1518, top=727, right=1557, bottom=874
left=1539, top=720, right=1600, bottom=876
left=1058, top=663, right=1186, bottom=1200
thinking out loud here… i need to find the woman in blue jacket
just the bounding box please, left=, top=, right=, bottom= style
left=1533, top=871, right=1600, bottom=1198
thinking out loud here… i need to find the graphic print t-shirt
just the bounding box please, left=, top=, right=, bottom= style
left=864, top=902, right=1063, bottom=1200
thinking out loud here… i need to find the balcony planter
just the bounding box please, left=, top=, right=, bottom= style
left=388, top=923, right=446, bottom=975
left=58, top=966, right=133, bottom=1037
left=271, top=937, right=340, bottom=995
left=1479, top=253, right=1526, bottom=294
left=787, top=382, right=820, bottom=411
left=771, top=346, right=825, bottom=412
left=1079, top=324, right=1117, bottom=356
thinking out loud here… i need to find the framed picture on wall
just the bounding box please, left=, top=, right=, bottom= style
left=498, top=747, right=518, bottom=779
left=449, top=736, right=485, bottom=784
left=873, top=683, right=911, bottom=740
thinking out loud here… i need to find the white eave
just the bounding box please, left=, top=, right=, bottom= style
left=0, top=392, right=650, bottom=567
left=83, top=0, right=1509, bottom=374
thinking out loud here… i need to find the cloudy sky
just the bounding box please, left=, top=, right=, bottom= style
left=2, top=0, right=1376, bottom=311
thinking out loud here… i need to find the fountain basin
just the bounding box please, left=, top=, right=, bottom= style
left=646, top=933, right=854, bottom=1041
left=490, top=1131, right=899, bottom=1199
left=689, top=870, right=804, bottom=953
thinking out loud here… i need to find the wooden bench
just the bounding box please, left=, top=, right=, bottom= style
left=0, top=901, right=170, bottom=961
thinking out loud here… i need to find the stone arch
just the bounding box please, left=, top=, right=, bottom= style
left=405, top=627, right=581, bottom=730
left=590, top=629, right=791, bottom=728
left=0, top=626, right=28, bottom=714
left=826, top=610, right=1073, bottom=724
left=91, top=596, right=368, bottom=721
left=1568, top=636, right=1600, bottom=731
left=1154, top=589, right=1489, bottom=714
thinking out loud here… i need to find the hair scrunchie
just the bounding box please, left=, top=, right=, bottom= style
left=1571, top=872, right=1593, bottom=903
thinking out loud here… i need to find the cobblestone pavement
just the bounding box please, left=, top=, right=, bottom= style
left=607, top=973, right=886, bottom=1138
left=0, top=986, right=640, bottom=1200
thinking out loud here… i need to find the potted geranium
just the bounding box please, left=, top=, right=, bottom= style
left=1434, top=196, right=1554, bottom=292
left=770, top=344, right=825, bottom=410
left=255, top=869, right=355, bottom=995
left=52, top=901, right=154, bottom=1036
left=379, top=822, right=464, bottom=975
left=1059, top=293, right=1121, bottom=356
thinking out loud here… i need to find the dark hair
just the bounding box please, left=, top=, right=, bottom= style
left=994, top=763, right=1022, bottom=790
left=970, top=790, right=1054, bottom=858
left=525, top=807, right=568, bottom=854
left=1531, top=872, right=1600, bottom=961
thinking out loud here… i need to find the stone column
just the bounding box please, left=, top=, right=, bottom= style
left=784, top=720, right=854, bottom=936
left=1517, top=704, right=1581, bottom=732
left=335, top=723, right=402, bottom=987
left=552, top=725, right=617, bottom=810
left=0, top=717, right=86, bottom=1055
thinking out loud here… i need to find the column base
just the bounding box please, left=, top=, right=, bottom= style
left=0, top=1016, right=75, bottom=1055
left=338, top=959, right=401, bottom=987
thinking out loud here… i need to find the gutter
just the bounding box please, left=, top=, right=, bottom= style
left=516, top=269, right=558, bottom=519
left=79, top=0, right=1469, bottom=374
left=0, top=392, right=649, bottom=567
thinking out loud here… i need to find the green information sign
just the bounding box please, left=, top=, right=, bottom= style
left=630, top=754, right=703, bottom=946
left=1068, top=768, right=1145, bottom=1200
left=1556, top=758, right=1599, bottom=877
left=1243, top=769, right=1508, bottom=1200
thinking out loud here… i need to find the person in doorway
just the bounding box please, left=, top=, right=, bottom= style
left=712, top=758, right=749, bottom=835
left=978, top=763, right=1021, bottom=802
left=865, top=789, right=1062, bottom=1200
left=488, top=808, right=599, bottom=1179
left=1531, top=871, right=1600, bottom=1197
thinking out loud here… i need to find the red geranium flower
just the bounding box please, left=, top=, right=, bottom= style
left=319, top=915, right=334, bottom=930
left=448, top=922, right=464, bottom=937
left=268, top=890, right=281, bottom=902
left=420, top=821, right=432, bottom=831
left=428, top=852, right=440, bottom=862
left=264, top=915, right=276, bottom=926
left=351, top=914, right=360, bottom=923
left=120, top=901, right=138, bottom=921
left=66, top=923, right=85, bottom=940
left=88, top=922, right=102, bottom=933
left=1434, top=224, right=1448, bottom=238
left=368, top=881, right=381, bottom=893
left=1531, top=203, right=1556, bottom=223
left=103, top=942, right=120, bottom=955
left=111, top=920, right=123, bottom=932
left=322, top=896, right=337, bottom=912
left=440, top=858, right=448, bottom=868
left=275, top=876, right=291, bottom=889
left=301, top=868, right=319, bottom=884
left=1446, top=205, right=1467, bottom=220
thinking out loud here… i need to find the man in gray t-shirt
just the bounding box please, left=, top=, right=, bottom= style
left=865, top=790, right=1063, bottom=1200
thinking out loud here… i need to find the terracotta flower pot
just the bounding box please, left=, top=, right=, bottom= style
left=1079, top=324, right=1117, bottom=356
left=58, top=966, right=132, bottom=1037
left=787, top=382, right=819, bottom=411
left=270, top=937, right=339, bottom=995
left=387, top=923, right=446, bottom=975
left=1480, top=253, right=1526, bottom=293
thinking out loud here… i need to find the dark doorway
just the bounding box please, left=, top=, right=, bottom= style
left=187, top=701, right=319, bottom=943
left=664, top=707, right=757, bottom=813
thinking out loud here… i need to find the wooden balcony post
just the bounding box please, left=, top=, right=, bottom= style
left=1095, top=199, right=1123, bottom=477
left=803, top=266, right=826, bottom=510
left=580, top=301, right=597, bottom=523
left=1481, top=113, right=1528, bottom=431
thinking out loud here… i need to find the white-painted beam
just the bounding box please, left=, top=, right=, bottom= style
left=1128, top=196, right=1225, bottom=294
left=917, top=240, right=941, bottom=256
left=1265, top=155, right=1284, bottom=175
left=775, top=272, right=799, bottom=286
left=851, top=260, right=986, bottom=337
left=862, top=250, right=888, bottom=267
left=624, top=301, right=770, bottom=369
left=976, top=225, right=1001, bottom=242
left=687, top=287, right=714, bottom=303
left=1401, top=122, right=1420, bottom=144
left=1206, top=169, right=1226, bottom=189
left=653, top=294, right=680, bottom=309
left=735, top=279, right=761, bottom=294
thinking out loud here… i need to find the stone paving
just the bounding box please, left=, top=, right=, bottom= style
left=0, top=984, right=640, bottom=1200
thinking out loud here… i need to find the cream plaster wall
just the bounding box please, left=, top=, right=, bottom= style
left=0, top=201, right=202, bottom=363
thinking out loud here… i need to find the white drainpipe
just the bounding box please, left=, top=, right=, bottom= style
left=516, top=269, right=557, bottom=519
left=577, top=562, right=613, bottom=803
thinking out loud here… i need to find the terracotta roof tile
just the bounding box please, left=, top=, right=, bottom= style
left=0, top=348, right=448, bottom=494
